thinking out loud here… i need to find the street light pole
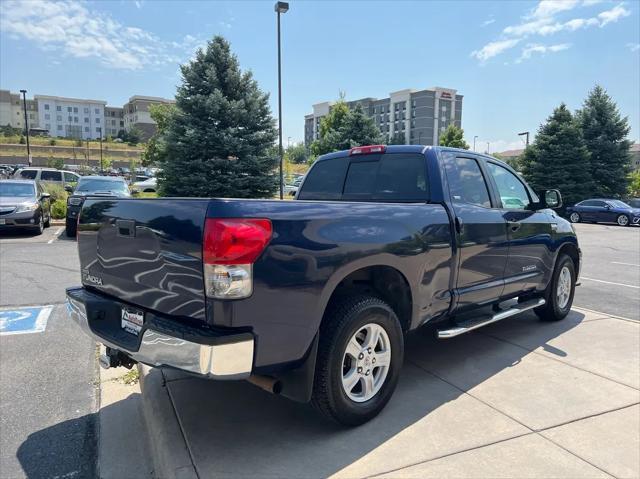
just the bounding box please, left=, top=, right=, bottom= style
left=19, top=90, right=31, bottom=165
left=473, top=135, right=478, bottom=152
left=275, top=1, right=289, bottom=200
left=486, top=142, right=490, bottom=154
left=518, top=131, right=530, bottom=148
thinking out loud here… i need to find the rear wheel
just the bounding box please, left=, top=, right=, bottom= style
left=43, top=208, right=51, bottom=228
left=311, top=295, right=404, bottom=426
left=569, top=212, right=580, bottom=223
left=535, top=254, right=576, bottom=321
left=616, top=214, right=630, bottom=227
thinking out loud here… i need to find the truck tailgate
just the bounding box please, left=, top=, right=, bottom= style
left=77, top=198, right=210, bottom=320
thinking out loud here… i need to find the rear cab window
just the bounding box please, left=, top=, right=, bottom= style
left=298, top=153, right=428, bottom=202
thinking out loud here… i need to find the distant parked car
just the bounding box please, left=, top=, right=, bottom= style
left=65, top=176, right=131, bottom=237
left=0, top=180, right=51, bottom=235
left=13, top=168, right=80, bottom=192
left=566, top=199, right=640, bottom=226
left=132, top=177, right=157, bottom=193
left=626, top=198, right=640, bottom=209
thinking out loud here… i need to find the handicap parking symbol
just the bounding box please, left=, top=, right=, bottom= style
left=0, top=306, right=53, bottom=335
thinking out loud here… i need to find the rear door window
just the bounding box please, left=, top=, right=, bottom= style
left=444, top=156, right=491, bottom=208
left=40, top=170, right=63, bottom=182
left=19, top=170, right=37, bottom=179
left=64, top=172, right=79, bottom=184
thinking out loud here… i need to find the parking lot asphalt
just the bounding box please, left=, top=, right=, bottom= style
left=0, top=221, right=638, bottom=478
left=572, top=223, right=640, bottom=320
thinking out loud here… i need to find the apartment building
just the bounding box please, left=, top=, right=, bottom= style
left=123, top=95, right=175, bottom=141
left=0, top=90, right=39, bottom=131
left=105, top=106, right=125, bottom=138
left=34, top=94, right=108, bottom=140
left=304, top=87, right=463, bottom=147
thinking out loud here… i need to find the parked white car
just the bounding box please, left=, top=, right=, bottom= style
left=132, top=177, right=157, bottom=193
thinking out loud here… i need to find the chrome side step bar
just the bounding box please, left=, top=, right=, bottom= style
left=438, top=298, right=546, bottom=339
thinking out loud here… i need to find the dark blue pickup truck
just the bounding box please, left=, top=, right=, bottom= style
left=66, top=145, right=580, bottom=425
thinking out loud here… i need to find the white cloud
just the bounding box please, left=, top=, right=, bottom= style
left=627, top=42, right=640, bottom=52
left=516, top=43, right=571, bottom=62
left=598, top=3, right=631, bottom=26
left=481, top=16, right=496, bottom=27
left=0, top=0, right=205, bottom=70
left=530, top=0, right=580, bottom=19
left=471, top=38, right=521, bottom=62
left=472, top=0, right=633, bottom=63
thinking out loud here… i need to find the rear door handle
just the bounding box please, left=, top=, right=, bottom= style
left=507, top=221, right=521, bottom=232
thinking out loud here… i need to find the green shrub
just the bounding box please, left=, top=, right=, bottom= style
left=51, top=199, right=67, bottom=219
left=49, top=138, right=57, bottom=146
left=43, top=184, right=68, bottom=203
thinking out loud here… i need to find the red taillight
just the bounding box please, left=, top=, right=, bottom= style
left=349, top=145, right=386, bottom=156
left=203, top=218, right=272, bottom=265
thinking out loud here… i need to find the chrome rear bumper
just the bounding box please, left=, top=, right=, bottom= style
left=66, top=287, right=254, bottom=379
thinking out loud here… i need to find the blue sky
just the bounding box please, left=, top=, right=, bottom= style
left=1, top=0, right=638, bottom=151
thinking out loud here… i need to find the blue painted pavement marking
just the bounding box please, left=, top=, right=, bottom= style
left=0, top=306, right=53, bottom=335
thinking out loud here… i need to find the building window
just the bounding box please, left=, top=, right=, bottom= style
left=68, top=116, right=72, bottom=122
left=57, top=115, right=62, bottom=121
left=56, top=106, right=61, bottom=111
left=111, top=119, right=115, bottom=126
left=74, top=117, right=78, bottom=123
left=84, top=107, right=89, bottom=114
left=84, top=117, right=89, bottom=123
left=96, top=118, right=100, bottom=124
left=44, top=104, right=50, bottom=110
left=67, top=107, right=72, bottom=112
left=412, top=100, right=416, bottom=108
left=45, top=123, right=50, bottom=129
left=73, top=107, right=78, bottom=113
left=44, top=113, right=50, bottom=120
left=120, top=121, right=124, bottom=127
left=84, top=127, right=89, bottom=132
left=95, top=108, right=100, bottom=115
left=57, top=125, right=63, bottom=131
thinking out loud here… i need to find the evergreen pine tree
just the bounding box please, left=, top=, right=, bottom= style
left=577, top=85, right=632, bottom=198
left=337, top=104, right=384, bottom=149
left=158, top=36, right=277, bottom=198
left=521, top=103, right=593, bottom=207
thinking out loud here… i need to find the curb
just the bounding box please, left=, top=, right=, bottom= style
left=138, top=365, right=198, bottom=479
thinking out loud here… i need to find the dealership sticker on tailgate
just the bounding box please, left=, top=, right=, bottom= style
left=121, top=308, right=144, bottom=336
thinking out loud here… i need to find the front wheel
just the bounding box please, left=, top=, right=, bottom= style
left=32, top=214, right=44, bottom=235
left=311, top=295, right=404, bottom=426
left=65, top=218, right=77, bottom=237
left=617, top=214, right=630, bottom=227
left=535, top=254, right=576, bottom=321
left=569, top=212, right=580, bottom=223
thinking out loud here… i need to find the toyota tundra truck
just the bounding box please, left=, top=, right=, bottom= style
left=66, top=145, right=580, bottom=426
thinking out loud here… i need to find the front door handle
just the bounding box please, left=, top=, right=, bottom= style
left=507, top=221, right=521, bottom=232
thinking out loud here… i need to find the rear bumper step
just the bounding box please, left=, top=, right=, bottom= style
left=66, top=287, right=254, bottom=379
left=438, top=298, right=546, bottom=339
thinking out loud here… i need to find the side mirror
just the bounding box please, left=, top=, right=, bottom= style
left=64, top=185, right=73, bottom=193
left=41, top=193, right=51, bottom=199
left=542, top=189, right=562, bottom=209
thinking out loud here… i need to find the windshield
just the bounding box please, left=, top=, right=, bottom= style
left=0, top=183, right=35, bottom=197
left=608, top=200, right=630, bottom=208
left=76, top=178, right=129, bottom=194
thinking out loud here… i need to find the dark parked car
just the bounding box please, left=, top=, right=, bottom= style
left=65, top=176, right=130, bottom=237
left=566, top=198, right=640, bottom=226
left=66, top=145, right=579, bottom=425
left=0, top=180, right=51, bottom=235
left=626, top=198, right=640, bottom=209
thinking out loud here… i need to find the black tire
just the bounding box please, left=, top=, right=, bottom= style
left=535, top=254, right=576, bottom=322
left=65, top=218, right=77, bottom=237
left=616, top=214, right=630, bottom=227
left=32, top=214, right=44, bottom=235
left=569, top=212, right=581, bottom=223
left=43, top=209, right=51, bottom=228
left=311, top=295, right=404, bottom=426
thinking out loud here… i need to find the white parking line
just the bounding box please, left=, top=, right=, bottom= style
left=581, top=277, right=640, bottom=289
left=611, top=261, right=640, bottom=267
left=47, top=227, right=64, bottom=244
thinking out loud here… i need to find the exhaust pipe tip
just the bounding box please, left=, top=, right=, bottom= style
left=247, top=375, right=282, bottom=395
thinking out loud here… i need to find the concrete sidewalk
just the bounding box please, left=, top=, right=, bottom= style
left=136, top=307, right=639, bottom=479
